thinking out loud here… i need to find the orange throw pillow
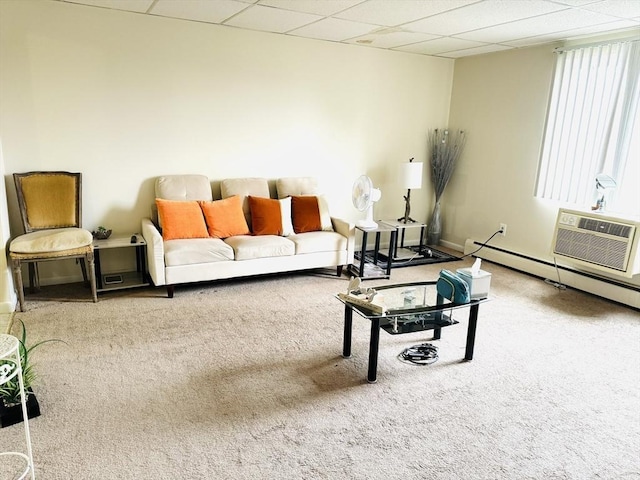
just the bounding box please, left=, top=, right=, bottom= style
left=292, top=195, right=329, bottom=233
left=248, top=196, right=294, bottom=236
left=155, top=199, right=208, bottom=240
left=199, top=196, right=250, bottom=238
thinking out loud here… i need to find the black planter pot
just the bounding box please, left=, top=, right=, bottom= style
left=0, top=390, right=41, bottom=428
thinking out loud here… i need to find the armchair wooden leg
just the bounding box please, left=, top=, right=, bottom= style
left=337, top=265, right=343, bottom=277
left=86, top=252, right=98, bottom=303
left=27, top=263, right=40, bottom=293
left=11, top=258, right=25, bottom=312
left=78, top=258, right=89, bottom=286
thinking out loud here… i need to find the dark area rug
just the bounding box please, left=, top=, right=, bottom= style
left=355, top=246, right=460, bottom=270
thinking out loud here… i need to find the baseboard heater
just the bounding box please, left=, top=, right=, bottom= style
left=463, top=239, right=640, bottom=310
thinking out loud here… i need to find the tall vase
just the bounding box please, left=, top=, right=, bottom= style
left=427, top=200, right=442, bottom=245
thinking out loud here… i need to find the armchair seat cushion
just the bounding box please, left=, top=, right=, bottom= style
left=164, top=238, right=234, bottom=267
left=224, top=235, right=295, bottom=261
left=9, top=228, right=93, bottom=254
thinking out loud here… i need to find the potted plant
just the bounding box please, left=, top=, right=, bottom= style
left=0, top=320, right=65, bottom=427
left=92, top=225, right=112, bottom=240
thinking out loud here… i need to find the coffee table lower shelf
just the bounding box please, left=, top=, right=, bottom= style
left=339, top=288, right=486, bottom=383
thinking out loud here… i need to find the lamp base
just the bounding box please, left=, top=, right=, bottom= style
left=398, top=189, right=417, bottom=224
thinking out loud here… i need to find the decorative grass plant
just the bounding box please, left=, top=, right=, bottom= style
left=426, top=128, right=467, bottom=245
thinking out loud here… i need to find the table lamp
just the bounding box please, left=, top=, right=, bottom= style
left=398, top=158, right=423, bottom=223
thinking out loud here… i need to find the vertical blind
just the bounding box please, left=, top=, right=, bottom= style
left=536, top=40, right=640, bottom=210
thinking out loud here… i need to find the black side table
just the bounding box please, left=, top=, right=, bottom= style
left=348, top=224, right=397, bottom=279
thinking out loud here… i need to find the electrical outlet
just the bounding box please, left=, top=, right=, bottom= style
left=499, top=223, right=507, bottom=236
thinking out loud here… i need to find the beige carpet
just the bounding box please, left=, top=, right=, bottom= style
left=1, top=259, right=639, bottom=479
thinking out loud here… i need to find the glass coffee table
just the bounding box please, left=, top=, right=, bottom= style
left=336, top=280, right=490, bottom=383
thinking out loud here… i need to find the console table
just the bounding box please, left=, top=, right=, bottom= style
left=379, top=220, right=427, bottom=261
left=348, top=224, right=397, bottom=280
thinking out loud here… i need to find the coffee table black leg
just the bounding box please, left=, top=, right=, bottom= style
left=368, top=318, right=381, bottom=383
left=465, top=304, right=480, bottom=360
left=343, top=306, right=353, bottom=358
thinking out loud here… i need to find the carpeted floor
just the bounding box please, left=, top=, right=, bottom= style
left=1, top=259, right=639, bottom=479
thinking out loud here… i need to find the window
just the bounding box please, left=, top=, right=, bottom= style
left=536, top=40, right=640, bottom=217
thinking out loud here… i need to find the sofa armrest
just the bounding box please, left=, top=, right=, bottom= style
left=142, top=218, right=166, bottom=286
left=331, top=216, right=355, bottom=265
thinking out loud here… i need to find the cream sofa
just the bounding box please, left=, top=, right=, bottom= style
left=141, top=175, right=355, bottom=297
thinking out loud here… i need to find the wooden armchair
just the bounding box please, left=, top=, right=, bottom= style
left=8, top=171, right=97, bottom=311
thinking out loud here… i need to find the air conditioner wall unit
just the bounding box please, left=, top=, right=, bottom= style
left=551, top=208, right=640, bottom=278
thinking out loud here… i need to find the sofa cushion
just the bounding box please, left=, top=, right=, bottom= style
left=276, top=177, right=318, bottom=198
left=154, top=175, right=212, bottom=228
left=224, top=235, right=295, bottom=261
left=199, top=196, right=250, bottom=239
left=291, top=195, right=334, bottom=233
left=220, top=178, right=270, bottom=226
left=164, top=238, right=235, bottom=267
left=156, top=175, right=212, bottom=201
left=248, top=196, right=294, bottom=236
left=156, top=199, right=209, bottom=240
left=288, top=231, right=347, bottom=254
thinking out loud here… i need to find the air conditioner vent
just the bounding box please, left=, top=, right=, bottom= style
left=555, top=228, right=627, bottom=270
left=578, top=218, right=632, bottom=238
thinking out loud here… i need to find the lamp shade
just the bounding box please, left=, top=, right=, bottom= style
left=400, top=161, right=423, bottom=189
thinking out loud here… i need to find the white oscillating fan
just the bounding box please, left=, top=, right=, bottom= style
left=352, top=175, right=382, bottom=229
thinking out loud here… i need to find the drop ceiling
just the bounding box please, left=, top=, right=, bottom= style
left=58, top=0, right=640, bottom=58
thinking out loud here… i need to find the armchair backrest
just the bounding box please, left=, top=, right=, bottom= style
left=14, top=171, right=82, bottom=232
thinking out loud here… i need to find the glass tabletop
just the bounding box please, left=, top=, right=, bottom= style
left=336, top=280, right=488, bottom=319
left=336, top=281, right=489, bottom=335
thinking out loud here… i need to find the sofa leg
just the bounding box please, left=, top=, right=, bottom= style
left=167, top=285, right=174, bottom=298
left=337, top=265, right=343, bottom=277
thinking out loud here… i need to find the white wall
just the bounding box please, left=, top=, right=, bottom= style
left=0, top=0, right=454, bottom=286
left=0, top=139, right=17, bottom=312
left=446, top=45, right=556, bottom=252
left=447, top=44, right=640, bottom=289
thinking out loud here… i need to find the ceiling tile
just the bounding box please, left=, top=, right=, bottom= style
left=258, top=0, right=363, bottom=16
left=504, top=20, right=640, bottom=46
left=151, top=0, right=249, bottom=24
left=395, top=37, right=487, bottom=55
left=580, top=0, right=640, bottom=18
left=335, top=0, right=477, bottom=27
left=62, top=0, right=154, bottom=13
left=290, top=18, right=377, bottom=42
left=456, top=7, right=624, bottom=43
left=56, top=0, right=640, bottom=59
left=439, top=44, right=513, bottom=58
left=404, top=0, right=568, bottom=36
left=550, top=0, right=603, bottom=6
left=346, top=29, right=439, bottom=48
left=224, top=4, right=322, bottom=33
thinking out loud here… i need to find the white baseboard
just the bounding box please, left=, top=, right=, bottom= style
left=0, top=300, right=15, bottom=314
left=464, top=238, right=640, bottom=310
